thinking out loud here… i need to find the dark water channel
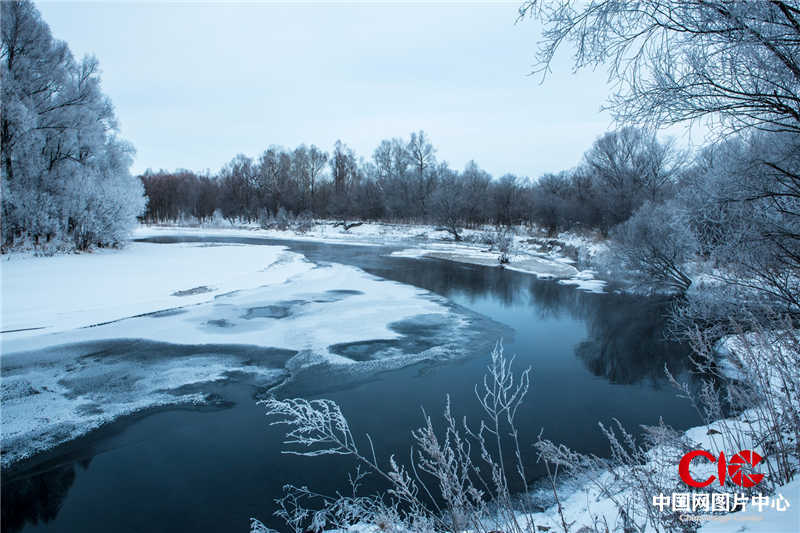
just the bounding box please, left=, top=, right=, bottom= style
left=1, top=236, right=702, bottom=532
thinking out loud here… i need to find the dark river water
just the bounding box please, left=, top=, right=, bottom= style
left=1, top=236, right=702, bottom=532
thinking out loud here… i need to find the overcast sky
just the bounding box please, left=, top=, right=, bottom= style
left=37, top=1, right=686, bottom=178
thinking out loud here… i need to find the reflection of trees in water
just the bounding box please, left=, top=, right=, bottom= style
left=1, top=458, right=90, bottom=532
left=527, top=279, right=691, bottom=385
left=372, top=258, right=544, bottom=307
left=574, top=297, right=690, bottom=385
left=375, top=257, right=693, bottom=386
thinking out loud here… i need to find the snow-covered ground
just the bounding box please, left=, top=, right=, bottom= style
left=1, top=237, right=505, bottom=468
left=390, top=242, right=579, bottom=279
left=1, top=240, right=312, bottom=337
left=518, top=421, right=800, bottom=533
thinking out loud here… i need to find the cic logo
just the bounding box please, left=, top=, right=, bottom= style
left=679, top=449, right=765, bottom=488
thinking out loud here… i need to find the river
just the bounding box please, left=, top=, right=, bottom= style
left=1, top=236, right=701, bottom=532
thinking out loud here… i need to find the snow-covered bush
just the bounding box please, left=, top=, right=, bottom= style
left=494, top=229, right=514, bottom=265
left=208, top=209, right=229, bottom=228
left=292, top=212, right=315, bottom=234
left=469, top=228, right=515, bottom=264
left=535, top=420, right=693, bottom=533
left=602, top=200, right=697, bottom=293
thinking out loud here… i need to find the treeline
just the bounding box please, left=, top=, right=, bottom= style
left=1, top=1, right=145, bottom=251
left=140, top=127, right=683, bottom=241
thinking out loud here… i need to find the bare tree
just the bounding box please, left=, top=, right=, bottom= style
left=432, top=166, right=465, bottom=240
left=407, top=130, right=436, bottom=180
left=307, top=144, right=328, bottom=215
left=407, top=130, right=438, bottom=216
left=584, top=127, right=682, bottom=229
left=520, top=0, right=800, bottom=135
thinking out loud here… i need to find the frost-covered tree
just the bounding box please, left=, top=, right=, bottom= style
left=522, top=0, right=800, bottom=314
left=606, top=200, right=697, bottom=292
left=682, top=132, right=800, bottom=314
left=520, top=0, right=800, bottom=134
left=1, top=0, right=145, bottom=250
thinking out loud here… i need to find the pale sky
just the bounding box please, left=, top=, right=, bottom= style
left=36, top=1, right=676, bottom=179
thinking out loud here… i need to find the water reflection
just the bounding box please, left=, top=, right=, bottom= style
left=1, top=459, right=87, bottom=533
left=364, top=255, right=691, bottom=386
left=575, top=295, right=685, bottom=385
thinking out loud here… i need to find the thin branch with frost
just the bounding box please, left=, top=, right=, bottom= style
left=262, top=397, right=359, bottom=457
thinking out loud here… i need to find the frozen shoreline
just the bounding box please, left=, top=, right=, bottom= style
left=135, top=222, right=608, bottom=293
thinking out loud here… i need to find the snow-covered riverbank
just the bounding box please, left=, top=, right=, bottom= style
left=1, top=241, right=311, bottom=337
left=135, top=222, right=608, bottom=293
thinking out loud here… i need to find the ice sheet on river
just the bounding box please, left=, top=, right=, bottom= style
left=1, top=241, right=313, bottom=337
left=1, top=246, right=509, bottom=469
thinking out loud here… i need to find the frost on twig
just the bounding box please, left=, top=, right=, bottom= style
left=260, top=397, right=358, bottom=457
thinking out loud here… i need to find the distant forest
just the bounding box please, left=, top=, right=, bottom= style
left=140, top=126, right=684, bottom=239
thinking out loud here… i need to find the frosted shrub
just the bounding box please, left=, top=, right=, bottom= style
left=470, top=228, right=515, bottom=264
left=605, top=201, right=697, bottom=294
left=292, top=212, right=315, bottom=234
left=274, top=207, right=291, bottom=230
left=494, top=229, right=514, bottom=265
left=258, top=208, right=272, bottom=229
left=259, top=207, right=299, bottom=231
left=209, top=209, right=228, bottom=228
left=253, top=343, right=540, bottom=533
left=678, top=319, right=800, bottom=489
